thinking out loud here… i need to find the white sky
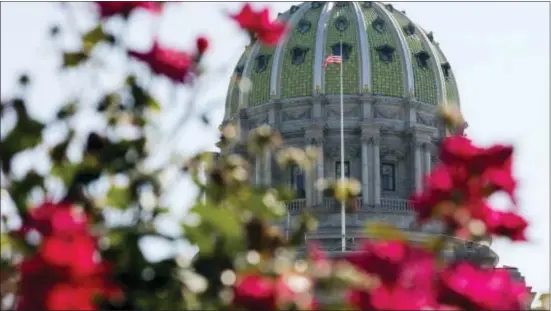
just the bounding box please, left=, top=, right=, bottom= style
left=1, top=1, right=549, bottom=294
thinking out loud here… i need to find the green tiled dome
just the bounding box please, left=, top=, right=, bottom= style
left=225, top=2, right=460, bottom=117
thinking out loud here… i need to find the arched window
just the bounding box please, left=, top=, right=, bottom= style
left=375, top=44, right=395, bottom=62
left=255, top=54, right=271, bottom=73
left=297, top=19, right=311, bottom=33
left=331, top=43, right=352, bottom=61
left=290, top=5, right=299, bottom=14
left=415, top=51, right=431, bottom=69
left=290, top=46, right=309, bottom=65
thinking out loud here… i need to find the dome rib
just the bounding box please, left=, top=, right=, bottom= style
left=270, top=3, right=312, bottom=98
left=352, top=2, right=372, bottom=93
left=239, top=42, right=261, bottom=109
left=313, top=2, right=335, bottom=94
left=373, top=2, right=415, bottom=98
left=430, top=37, right=461, bottom=107
left=401, top=11, right=447, bottom=105
left=225, top=46, right=252, bottom=118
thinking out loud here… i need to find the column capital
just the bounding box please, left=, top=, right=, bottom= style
left=306, top=136, right=324, bottom=146
left=238, top=107, right=249, bottom=119
left=413, top=140, right=425, bottom=149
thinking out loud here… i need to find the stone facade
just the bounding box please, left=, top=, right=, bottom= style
left=226, top=91, right=451, bottom=251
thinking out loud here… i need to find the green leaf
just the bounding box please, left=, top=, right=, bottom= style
left=196, top=203, right=241, bottom=239
left=96, top=93, right=121, bottom=112
left=127, top=76, right=160, bottom=112
left=147, top=96, right=161, bottom=112
left=56, top=101, right=77, bottom=119
left=82, top=25, right=105, bottom=53
left=51, top=161, right=79, bottom=187
left=106, top=186, right=130, bottom=210
left=1, top=100, right=45, bottom=174
left=62, top=52, right=89, bottom=68
left=7, top=171, right=45, bottom=215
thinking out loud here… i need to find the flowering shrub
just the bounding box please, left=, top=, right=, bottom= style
left=0, top=2, right=548, bottom=311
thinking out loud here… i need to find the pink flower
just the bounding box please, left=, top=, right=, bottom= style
left=95, top=2, right=161, bottom=18
left=439, top=263, right=530, bottom=310
left=17, top=201, right=88, bottom=237
left=128, top=42, right=195, bottom=83
left=230, top=4, right=287, bottom=46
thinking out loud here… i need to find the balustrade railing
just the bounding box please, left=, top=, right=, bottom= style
left=285, top=197, right=412, bottom=213
left=287, top=198, right=306, bottom=213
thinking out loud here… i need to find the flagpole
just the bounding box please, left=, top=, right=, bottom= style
left=339, top=35, right=346, bottom=253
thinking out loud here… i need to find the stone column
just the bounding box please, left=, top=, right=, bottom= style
left=360, top=137, right=370, bottom=206
left=423, top=143, right=432, bottom=176
left=238, top=108, right=248, bottom=143
left=316, top=140, right=324, bottom=206
left=414, top=140, right=423, bottom=192
left=373, top=137, right=381, bottom=206
left=263, top=150, right=271, bottom=186
left=255, top=155, right=262, bottom=185
left=305, top=163, right=313, bottom=207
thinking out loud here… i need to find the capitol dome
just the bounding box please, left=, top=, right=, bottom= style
left=224, top=1, right=460, bottom=119
left=220, top=1, right=477, bottom=258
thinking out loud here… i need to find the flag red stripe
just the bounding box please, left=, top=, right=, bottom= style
left=323, top=55, right=342, bottom=68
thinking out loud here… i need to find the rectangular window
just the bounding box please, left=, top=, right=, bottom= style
left=290, top=165, right=305, bottom=198
left=381, top=163, right=396, bottom=191
left=335, top=161, right=350, bottom=179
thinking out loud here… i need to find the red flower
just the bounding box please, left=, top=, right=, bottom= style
left=346, top=240, right=442, bottom=310
left=17, top=201, right=88, bottom=237
left=128, top=42, right=196, bottom=83
left=230, top=4, right=287, bottom=46
left=411, top=136, right=522, bottom=241
left=346, top=240, right=407, bottom=283
left=233, top=274, right=279, bottom=310
left=439, top=136, right=516, bottom=200
left=95, top=2, right=161, bottom=18
left=196, top=36, right=209, bottom=55
left=439, top=263, right=530, bottom=310
left=233, top=273, right=315, bottom=310
left=482, top=208, right=528, bottom=241
left=16, top=201, right=121, bottom=311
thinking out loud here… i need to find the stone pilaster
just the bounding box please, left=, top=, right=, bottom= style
left=409, top=126, right=436, bottom=192
left=263, top=150, right=271, bottom=186
left=423, top=142, right=432, bottom=176
left=238, top=108, right=248, bottom=143
left=311, top=137, right=324, bottom=205
left=373, top=136, right=381, bottom=206
left=255, top=154, right=262, bottom=185
left=414, top=140, right=423, bottom=192
left=361, top=124, right=381, bottom=206
left=305, top=121, right=325, bottom=206
left=360, top=136, right=370, bottom=206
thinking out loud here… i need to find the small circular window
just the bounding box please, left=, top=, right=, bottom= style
left=297, top=19, right=311, bottom=33
left=335, top=17, right=348, bottom=32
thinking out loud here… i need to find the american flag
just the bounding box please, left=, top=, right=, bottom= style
left=323, top=54, right=342, bottom=68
